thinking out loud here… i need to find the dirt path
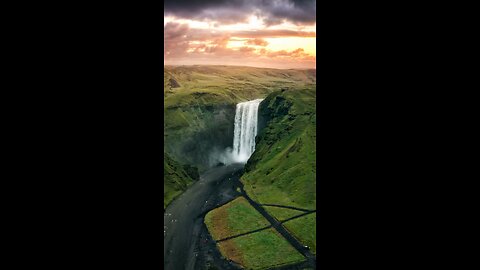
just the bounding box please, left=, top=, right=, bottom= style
left=260, top=204, right=315, bottom=212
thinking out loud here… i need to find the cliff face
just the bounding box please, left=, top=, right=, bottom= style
left=164, top=104, right=236, bottom=171
left=256, top=89, right=293, bottom=134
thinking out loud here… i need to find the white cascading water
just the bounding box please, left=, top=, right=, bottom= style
left=231, top=99, right=264, bottom=163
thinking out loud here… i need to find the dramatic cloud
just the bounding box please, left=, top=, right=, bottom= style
left=245, top=38, right=269, bottom=46
left=260, top=0, right=316, bottom=25
left=164, top=0, right=316, bottom=69
left=164, top=0, right=316, bottom=25
left=232, top=30, right=316, bottom=38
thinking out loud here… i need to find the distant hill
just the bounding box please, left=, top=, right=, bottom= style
left=164, top=65, right=315, bottom=107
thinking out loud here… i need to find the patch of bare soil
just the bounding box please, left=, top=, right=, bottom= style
left=208, top=204, right=231, bottom=240
left=217, top=239, right=245, bottom=268
left=169, top=78, right=180, bottom=88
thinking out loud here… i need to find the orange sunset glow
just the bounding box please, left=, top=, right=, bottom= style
left=164, top=0, right=316, bottom=69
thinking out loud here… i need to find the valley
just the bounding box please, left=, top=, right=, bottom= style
left=164, top=65, right=316, bottom=270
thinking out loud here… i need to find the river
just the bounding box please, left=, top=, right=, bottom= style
left=164, top=163, right=245, bottom=270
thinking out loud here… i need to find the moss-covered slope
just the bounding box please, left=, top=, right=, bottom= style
left=164, top=152, right=199, bottom=209
left=242, top=87, right=316, bottom=211
left=240, top=87, right=316, bottom=253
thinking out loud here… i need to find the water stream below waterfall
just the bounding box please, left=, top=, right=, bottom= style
left=164, top=99, right=264, bottom=270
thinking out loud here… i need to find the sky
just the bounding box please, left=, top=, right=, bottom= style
left=164, top=0, right=316, bottom=69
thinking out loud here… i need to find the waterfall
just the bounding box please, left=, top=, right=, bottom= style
left=231, top=99, right=263, bottom=163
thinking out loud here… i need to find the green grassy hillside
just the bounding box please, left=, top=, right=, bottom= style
left=164, top=152, right=199, bottom=209
left=164, top=65, right=316, bottom=107
left=164, top=65, right=316, bottom=171
left=241, top=87, right=316, bottom=252
left=242, top=87, right=316, bottom=210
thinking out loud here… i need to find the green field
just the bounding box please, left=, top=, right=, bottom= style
left=217, top=229, right=305, bottom=270
left=205, top=197, right=306, bottom=269
left=262, top=206, right=305, bottom=221
left=283, top=213, right=317, bottom=254
left=205, top=197, right=270, bottom=240
left=204, top=197, right=307, bottom=269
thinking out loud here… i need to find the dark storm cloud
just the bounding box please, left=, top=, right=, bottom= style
left=233, top=29, right=315, bottom=38
left=164, top=0, right=251, bottom=23
left=164, top=0, right=316, bottom=25
left=164, top=0, right=239, bottom=13
left=260, top=0, right=316, bottom=25
left=164, top=22, right=189, bottom=40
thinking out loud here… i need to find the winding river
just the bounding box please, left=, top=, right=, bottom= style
left=164, top=164, right=244, bottom=270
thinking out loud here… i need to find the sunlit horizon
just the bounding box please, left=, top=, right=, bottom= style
left=164, top=1, right=316, bottom=69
